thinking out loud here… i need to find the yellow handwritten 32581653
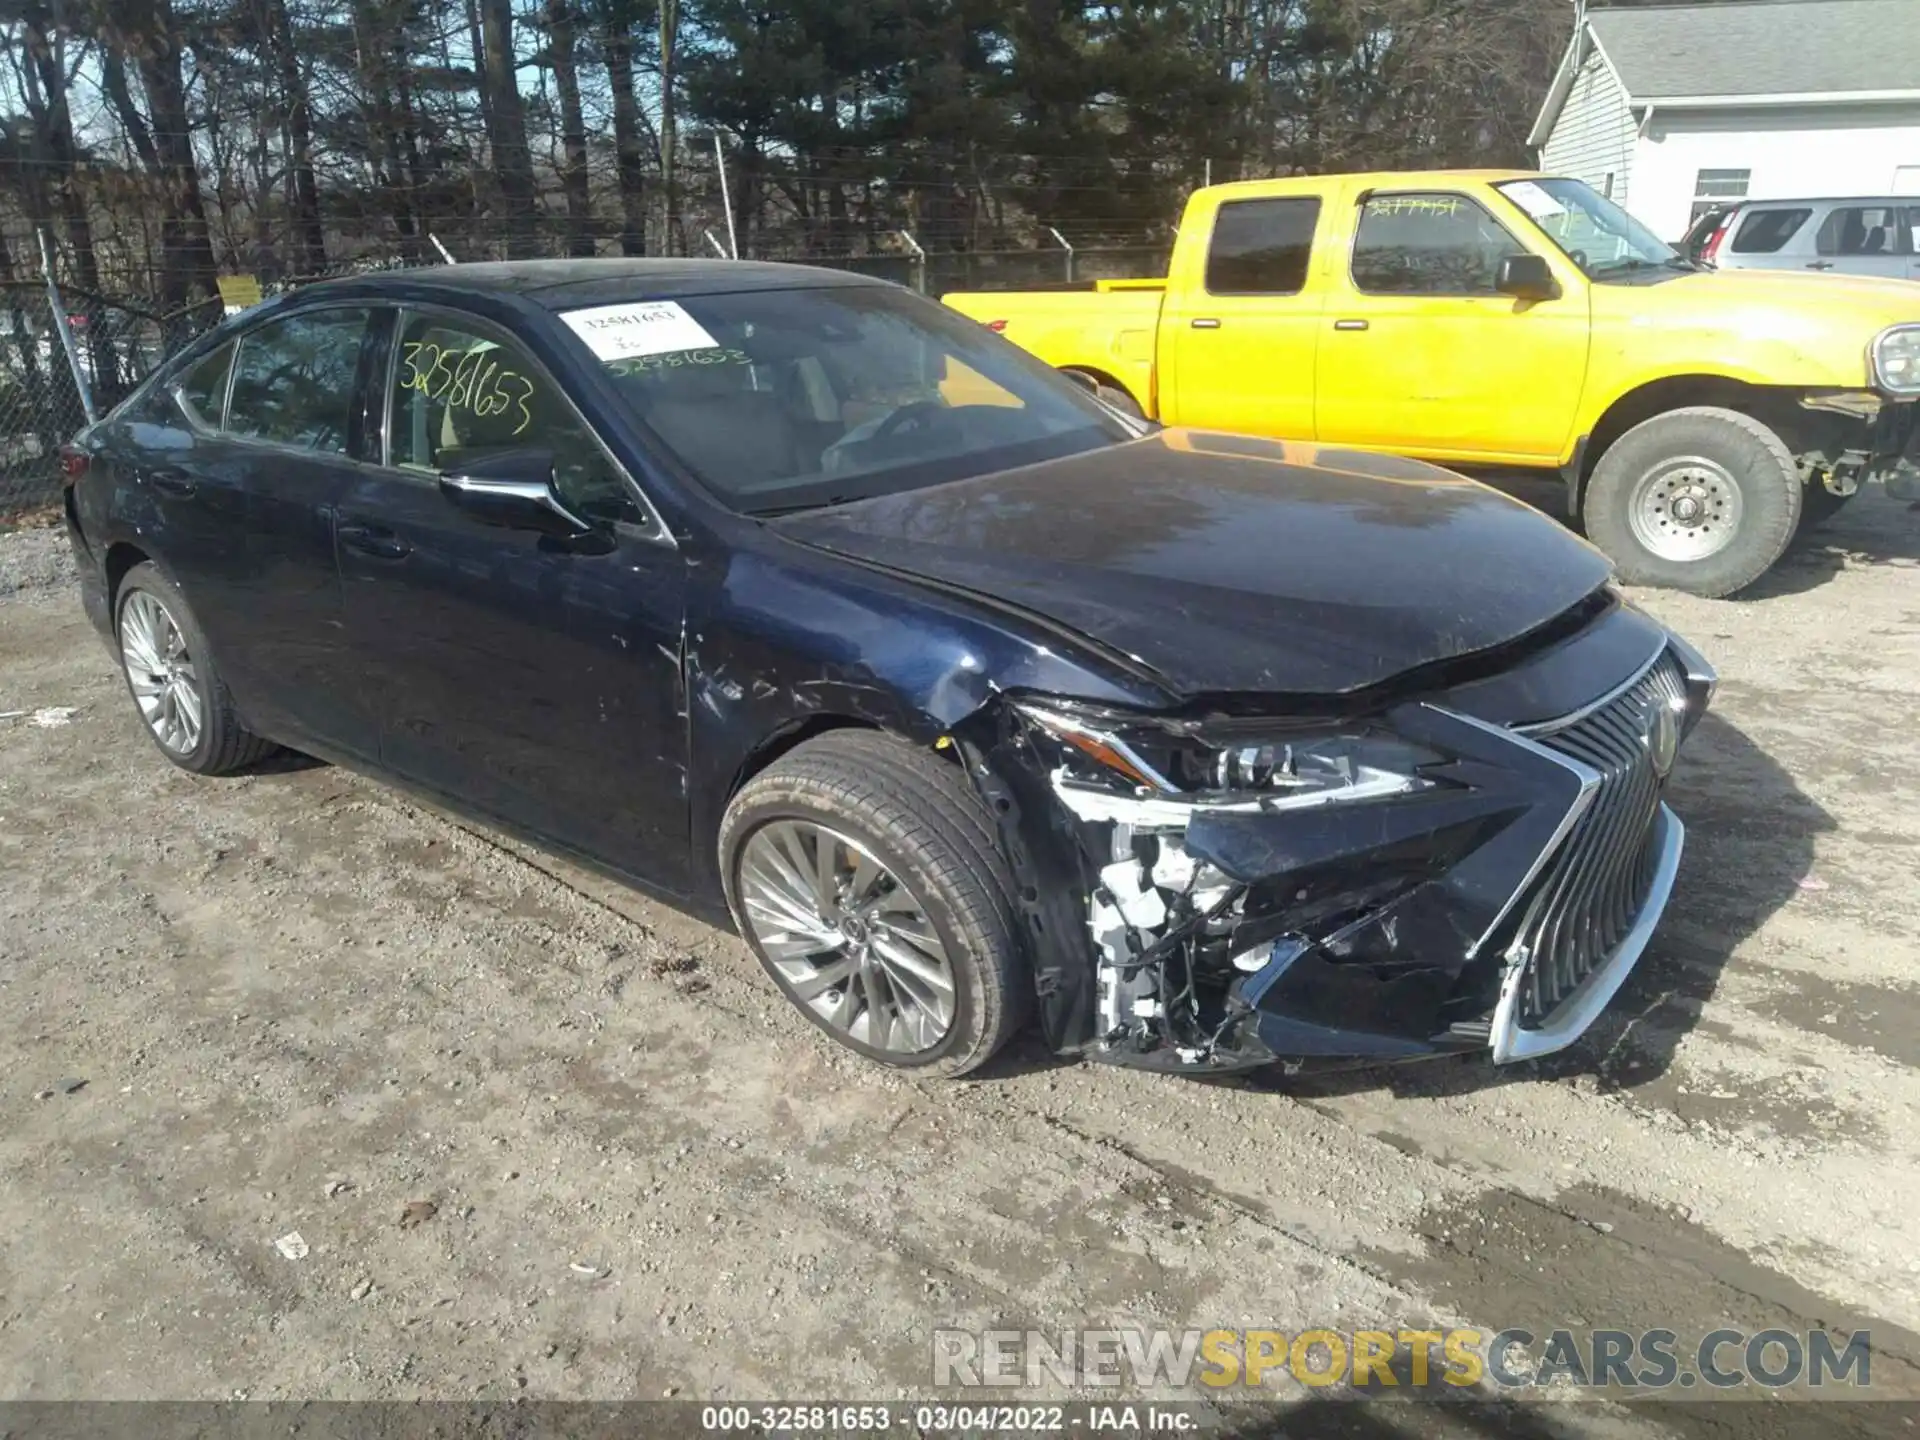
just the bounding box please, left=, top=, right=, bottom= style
left=400, top=341, right=537, bottom=436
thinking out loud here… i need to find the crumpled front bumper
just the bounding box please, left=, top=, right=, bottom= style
left=967, top=604, right=1715, bottom=1075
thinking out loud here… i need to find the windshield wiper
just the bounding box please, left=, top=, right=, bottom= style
left=1589, top=256, right=1689, bottom=280
left=746, top=493, right=866, bottom=518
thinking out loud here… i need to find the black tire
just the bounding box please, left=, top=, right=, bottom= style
left=719, top=730, right=1030, bottom=1078
left=1797, top=483, right=1854, bottom=534
left=114, top=561, right=276, bottom=775
left=1582, top=406, right=1800, bottom=598
left=1063, top=369, right=1145, bottom=419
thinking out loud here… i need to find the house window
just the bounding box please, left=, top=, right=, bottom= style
left=1690, top=168, right=1751, bottom=224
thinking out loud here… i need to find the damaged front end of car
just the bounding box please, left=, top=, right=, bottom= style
left=956, top=640, right=1715, bottom=1075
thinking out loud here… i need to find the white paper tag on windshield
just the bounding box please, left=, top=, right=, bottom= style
left=1503, top=181, right=1566, bottom=219
left=562, top=301, right=718, bottom=360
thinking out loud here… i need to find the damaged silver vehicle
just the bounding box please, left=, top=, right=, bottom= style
left=66, top=259, right=1714, bottom=1079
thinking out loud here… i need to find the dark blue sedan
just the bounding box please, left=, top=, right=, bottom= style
left=63, top=260, right=1714, bottom=1078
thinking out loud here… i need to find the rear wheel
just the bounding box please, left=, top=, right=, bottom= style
left=720, top=731, right=1029, bottom=1077
left=114, top=562, right=275, bottom=775
left=1063, top=369, right=1144, bottom=419
left=1582, top=406, right=1800, bottom=598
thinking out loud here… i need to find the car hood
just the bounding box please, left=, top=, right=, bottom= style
left=770, top=430, right=1613, bottom=699
left=1592, top=268, right=1920, bottom=388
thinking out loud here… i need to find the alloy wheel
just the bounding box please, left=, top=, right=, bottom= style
left=1627, top=456, right=1745, bottom=562
left=736, top=819, right=958, bottom=1055
left=119, top=589, right=204, bottom=756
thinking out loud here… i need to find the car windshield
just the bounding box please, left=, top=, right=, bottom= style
left=1496, top=178, right=1690, bottom=281
left=559, top=284, right=1133, bottom=515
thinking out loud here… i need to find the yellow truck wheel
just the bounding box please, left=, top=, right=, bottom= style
left=1581, top=406, right=1801, bottom=599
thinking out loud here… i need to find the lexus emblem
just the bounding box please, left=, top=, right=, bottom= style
left=1643, top=698, right=1680, bottom=778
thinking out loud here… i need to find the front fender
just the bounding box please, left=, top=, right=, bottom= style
left=682, top=532, right=1172, bottom=902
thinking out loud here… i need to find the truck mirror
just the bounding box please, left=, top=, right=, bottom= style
left=1496, top=254, right=1558, bottom=302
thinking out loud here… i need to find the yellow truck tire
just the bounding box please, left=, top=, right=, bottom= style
left=1581, top=406, right=1801, bottom=599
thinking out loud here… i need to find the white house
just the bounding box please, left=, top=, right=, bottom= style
left=1529, top=0, right=1920, bottom=240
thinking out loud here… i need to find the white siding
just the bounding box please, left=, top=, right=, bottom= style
left=1540, top=45, right=1638, bottom=206
left=1629, top=102, right=1920, bottom=239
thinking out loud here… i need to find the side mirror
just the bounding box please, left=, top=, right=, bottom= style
left=1496, top=253, right=1558, bottom=302
left=437, top=448, right=594, bottom=538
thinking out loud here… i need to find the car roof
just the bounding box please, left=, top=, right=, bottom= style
left=301, top=257, right=887, bottom=310
left=1734, top=196, right=1914, bottom=209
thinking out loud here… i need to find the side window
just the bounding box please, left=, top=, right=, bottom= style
left=225, top=309, right=370, bottom=453
left=387, top=312, right=642, bottom=525
left=1205, top=199, right=1321, bottom=295
left=1351, top=194, right=1527, bottom=296
left=1730, top=209, right=1811, bottom=254
left=173, top=341, right=236, bottom=428
left=1817, top=205, right=1904, bottom=256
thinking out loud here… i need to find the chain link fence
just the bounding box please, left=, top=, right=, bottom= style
left=0, top=283, right=222, bottom=520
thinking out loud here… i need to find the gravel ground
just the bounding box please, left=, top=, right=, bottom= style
left=3, top=492, right=1920, bottom=1434
left=0, top=515, right=75, bottom=596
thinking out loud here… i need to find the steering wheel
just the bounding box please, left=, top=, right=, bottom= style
left=872, top=400, right=947, bottom=441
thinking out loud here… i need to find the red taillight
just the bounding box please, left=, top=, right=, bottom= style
left=985, top=319, right=1009, bottom=332
left=58, top=445, right=89, bottom=484
left=1700, top=221, right=1729, bottom=266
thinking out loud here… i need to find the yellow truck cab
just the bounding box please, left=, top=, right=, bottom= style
left=943, top=171, right=1920, bottom=597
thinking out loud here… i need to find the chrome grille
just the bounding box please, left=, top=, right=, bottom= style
left=1509, top=652, right=1689, bottom=1028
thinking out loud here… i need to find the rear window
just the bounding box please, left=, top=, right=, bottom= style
left=1205, top=198, right=1320, bottom=295
left=173, top=341, right=236, bottom=428
left=1730, top=208, right=1810, bottom=254
left=225, top=309, right=371, bottom=454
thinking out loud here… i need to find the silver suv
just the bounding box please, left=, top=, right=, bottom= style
left=1688, top=198, right=1919, bottom=281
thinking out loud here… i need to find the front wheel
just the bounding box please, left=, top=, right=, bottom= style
left=719, top=731, right=1030, bottom=1077
left=1582, top=406, right=1800, bottom=598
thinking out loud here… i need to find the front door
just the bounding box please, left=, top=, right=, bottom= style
left=335, top=306, right=692, bottom=890
left=1313, top=190, right=1589, bottom=465
left=1160, top=195, right=1325, bottom=440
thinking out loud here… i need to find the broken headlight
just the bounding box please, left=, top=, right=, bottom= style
left=1016, top=702, right=1441, bottom=811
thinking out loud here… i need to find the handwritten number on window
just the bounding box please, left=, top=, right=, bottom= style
left=399, top=338, right=536, bottom=437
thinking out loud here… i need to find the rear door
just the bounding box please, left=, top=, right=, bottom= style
left=1159, top=193, right=1325, bottom=438
left=1810, top=203, right=1911, bottom=278
left=105, top=306, right=380, bottom=758
left=1312, top=188, right=1588, bottom=464
left=334, top=305, right=692, bottom=888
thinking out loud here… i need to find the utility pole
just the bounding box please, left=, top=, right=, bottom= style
left=660, top=0, right=679, bottom=254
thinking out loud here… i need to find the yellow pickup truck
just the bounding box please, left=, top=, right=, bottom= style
left=943, top=170, right=1920, bottom=597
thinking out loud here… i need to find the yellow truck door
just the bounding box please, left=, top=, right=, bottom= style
left=1158, top=192, right=1326, bottom=437
left=1312, top=186, right=1590, bottom=463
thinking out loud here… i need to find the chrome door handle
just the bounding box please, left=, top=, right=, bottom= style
left=1190, top=318, right=1222, bottom=329
left=1333, top=319, right=1370, bottom=331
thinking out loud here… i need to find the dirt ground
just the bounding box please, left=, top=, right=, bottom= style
left=3, top=492, right=1920, bottom=1434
